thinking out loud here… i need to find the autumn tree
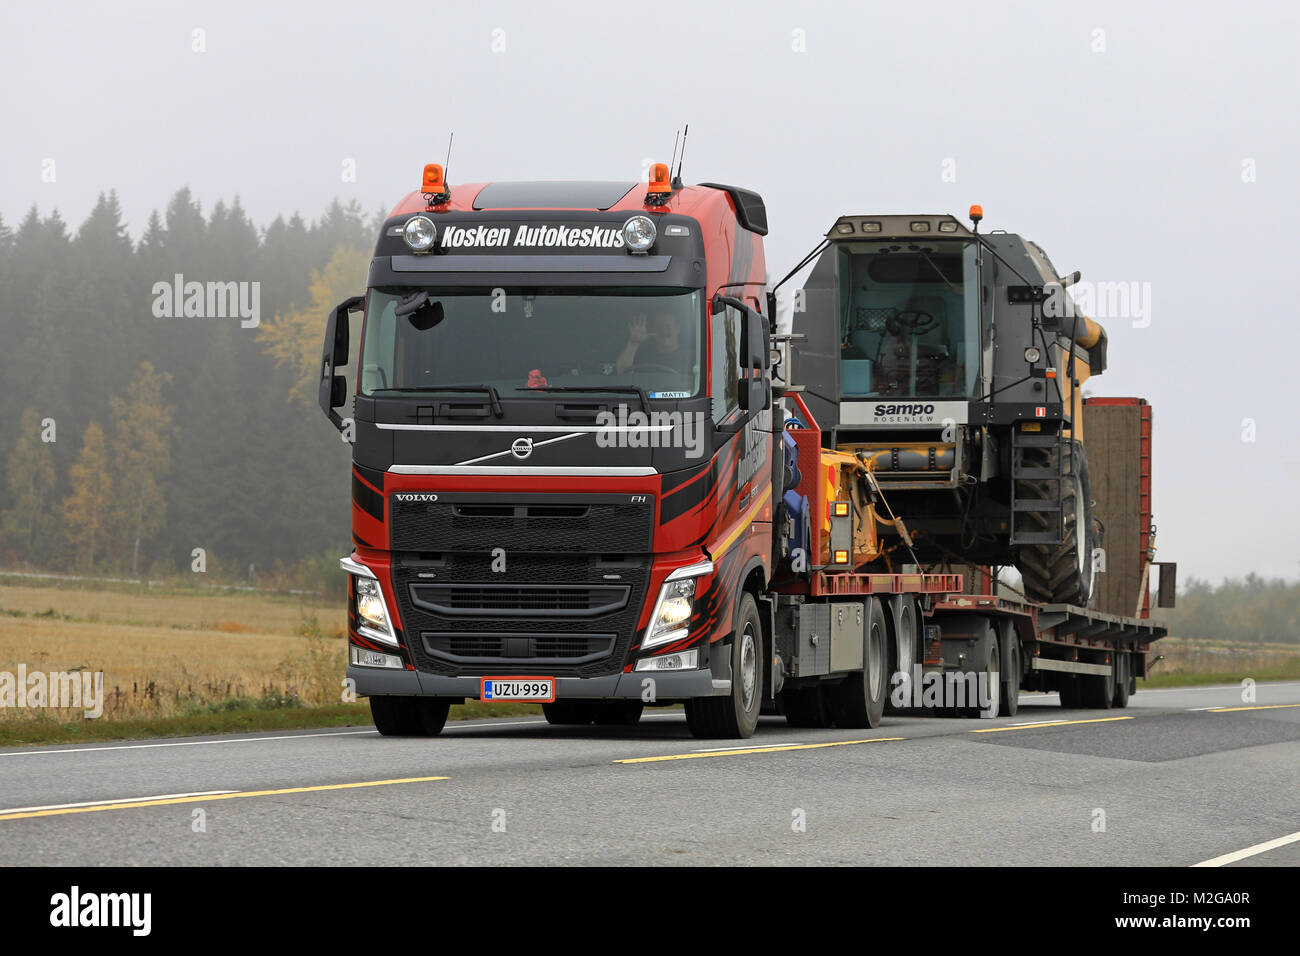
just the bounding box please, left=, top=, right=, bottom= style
left=61, top=422, right=113, bottom=570
left=258, top=244, right=369, bottom=405
left=2, top=408, right=58, bottom=564
left=110, top=362, right=175, bottom=574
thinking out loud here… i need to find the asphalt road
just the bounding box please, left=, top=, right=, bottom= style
left=2, top=682, right=1297, bottom=866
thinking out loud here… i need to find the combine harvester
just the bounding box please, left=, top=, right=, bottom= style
left=318, top=160, right=1174, bottom=738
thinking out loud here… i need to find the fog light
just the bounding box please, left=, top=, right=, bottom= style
left=350, top=646, right=403, bottom=669
left=403, top=215, right=437, bottom=252
left=636, top=649, right=698, bottom=671
left=622, top=215, right=657, bottom=252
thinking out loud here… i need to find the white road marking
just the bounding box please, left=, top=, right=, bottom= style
left=1194, top=830, right=1300, bottom=867
left=0, top=729, right=375, bottom=758
left=0, top=790, right=237, bottom=814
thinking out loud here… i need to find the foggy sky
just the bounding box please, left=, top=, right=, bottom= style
left=3, top=0, right=1298, bottom=584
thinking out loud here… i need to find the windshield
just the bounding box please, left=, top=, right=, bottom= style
left=359, top=287, right=703, bottom=399
left=838, top=240, right=980, bottom=399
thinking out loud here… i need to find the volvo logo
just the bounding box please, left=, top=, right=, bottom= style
left=510, top=437, right=534, bottom=460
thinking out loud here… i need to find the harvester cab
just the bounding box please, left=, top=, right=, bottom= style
left=790, top=207, right=1110, bottom=606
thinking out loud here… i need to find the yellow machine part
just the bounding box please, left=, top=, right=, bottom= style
left=816, top=449, right=883, bottom=567
left=837, top=441, right=957, bottom=475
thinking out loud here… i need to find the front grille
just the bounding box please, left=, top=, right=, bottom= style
left=390, top=497, right=653, bottom=553
left=410, top=583, right=630, bottom=618
left=423, top=633, right=615, bottom=665
left=393, top=552, right=651, bottom=678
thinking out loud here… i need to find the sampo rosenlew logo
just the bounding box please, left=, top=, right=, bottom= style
left=873, top=403, right=937, bottom=416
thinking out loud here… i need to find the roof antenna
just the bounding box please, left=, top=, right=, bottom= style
left=668, top=128, right=681, bottom=184
left=444, top=131, right=455, bottom=184
left=671, top=124, right=688, bottom=189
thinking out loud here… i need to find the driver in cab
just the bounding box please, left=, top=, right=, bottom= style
left=615, top=310, right=688, bottom=375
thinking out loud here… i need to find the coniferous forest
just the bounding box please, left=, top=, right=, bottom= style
left=0, top=189, right=376, bottom=589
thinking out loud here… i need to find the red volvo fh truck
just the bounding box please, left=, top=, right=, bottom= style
left=320, top=163, right=1169, bottom=739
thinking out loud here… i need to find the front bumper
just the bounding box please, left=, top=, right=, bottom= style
left=348, top=663, right=727, bottom=701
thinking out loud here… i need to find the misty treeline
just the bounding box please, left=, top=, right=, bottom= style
left=1156, top=575, right=1300, bottom=645
left=0, top=189, right=377, bottom=590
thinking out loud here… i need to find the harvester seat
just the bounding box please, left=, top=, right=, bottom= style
left=876, top=296, right=952, bottom=394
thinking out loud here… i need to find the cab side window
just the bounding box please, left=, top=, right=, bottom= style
left=710, top=305, right=742, bottom=424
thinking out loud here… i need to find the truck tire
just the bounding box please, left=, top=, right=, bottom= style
left=782, top=686, right=833, bottom=728
left=998, top=620, right=1020, bottom=717
left=1057, top=676, right=1080, bottom=709
left=829, top=597, right=888, bottom=729
left=542, top=701, right=596, bottom=725
left=1016, top=439, right=1098, bottom=608
left=685, top=593, right=764, bottom=739
left=592, top=701, right=644, bottom=725
left=1111, top=652, right=1131, bottom=708
left=884, top=596, right=920, bottom=715
left=1080, top=669, right=1114, bottom=709
left=963, top=624, right=1000, bottom=718
left=370, top=696, right=450, bottom=736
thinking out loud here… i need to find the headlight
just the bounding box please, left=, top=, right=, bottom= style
left=642, top=561, right=712, bottom=651
left=341, top=556, right=400, bottom=647
left=622, top=215, right=657, bottom=253
left=403, top=215, right=437, bottom=253
left=1024, top=346, right=1042, bottom=364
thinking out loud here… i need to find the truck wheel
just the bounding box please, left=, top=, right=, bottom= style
left=998, top=621, right=1020, bottom=717
left=964, top=626, right=1000, bottom=718
left=542, top=701, right=596, bottom=725
left=884, top=596, right=919, bottom=715
left=1111, top=652, right=1131, bottom=708
left=782, top=686, right=833, bottom=727
left=370, top=696, right=450, bottom=736
left=830, top=597, right=888, bottom=729
left=592, top=701, right=644, bottom=726
left=685, top=593, right=764, bottom=739
left=1016, top=439, right=1098, bottom=608
left=1080, top=668, right=1115, bottom=709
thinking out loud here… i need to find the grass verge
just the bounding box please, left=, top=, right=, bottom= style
left=1139, top=660, right=1300, bottom=689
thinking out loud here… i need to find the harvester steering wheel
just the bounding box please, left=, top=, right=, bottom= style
left=887, top=309, right=940, bottom=336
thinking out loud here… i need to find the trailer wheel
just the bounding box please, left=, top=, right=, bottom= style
left=1079, top=669, right=1114, bottom=709
left=542, top=701, right=596, bottom=726
left=964, top=626, right=1000, bottom=718
left=884, top=596, right=920, bottom=715
left=1057, top=676, right=1079, bottom=709
left=782, top=686, right=833, bottom=728
left=1111, top=652, right=1131, bottom=708
left=1016, top=439, right=1098, bottom=608
left=592, top=701, right=644, bottom=726
left=370, top=696, right=450, bottom=736
left=685, top=593, right=764, bottom=739
left=997, top=621, right=1020, bottom=717
left=830, top=597, right=888, bottom=729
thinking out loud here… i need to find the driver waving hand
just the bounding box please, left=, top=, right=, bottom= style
left=615, top=310, right=687, bottom=375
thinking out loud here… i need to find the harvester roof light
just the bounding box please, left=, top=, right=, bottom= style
left=909, top=220, right=931, bottom=233
left=403, top=215, right=437, bottom=253
left=862, top=221, right=882, bottom=233
left=938, top=220, right=958, bottom=233
left=622, top=215, right=657, bottom=253
left=835, top=222, right=855, bottom=235
left=969, top=204, right=983, bottom=225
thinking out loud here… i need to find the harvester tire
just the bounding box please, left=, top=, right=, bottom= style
left=1016, top=439, right=1099, bottom=608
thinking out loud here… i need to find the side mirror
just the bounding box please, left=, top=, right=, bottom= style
left=737, top=307, right=770, bottom=413
left=319, top=295, right=364, bottom=431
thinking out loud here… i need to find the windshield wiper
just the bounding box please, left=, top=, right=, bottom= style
left=376, top=385, right=503, bottom=417
left=516, top=385, right=651, bottom=412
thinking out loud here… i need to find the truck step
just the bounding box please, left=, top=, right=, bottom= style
left=1012, top=500, right=1062, bottom=513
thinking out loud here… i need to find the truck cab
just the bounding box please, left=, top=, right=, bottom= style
left=320, top=164, right=775, bottom=738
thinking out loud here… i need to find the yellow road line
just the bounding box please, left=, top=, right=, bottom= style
left=971, top=716, right=1133, bottom=734
left=615, top=737, right=902, bottom=764
left=1207, top=703, right=1300, bottom=713
left=0, top=775, right=450, bottom=822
